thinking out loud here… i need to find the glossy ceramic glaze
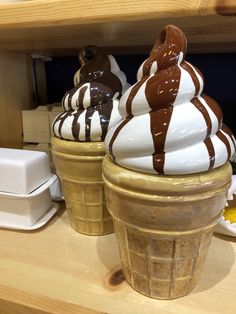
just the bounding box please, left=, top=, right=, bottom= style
left=105, top=25, right=236, bottom=175
left=53, top=46, right=129, bottom=142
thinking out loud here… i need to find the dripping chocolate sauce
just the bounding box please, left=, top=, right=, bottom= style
left=55, top=46, right=123, bottom=142
left=108, top=79, right=144, bottom=159
left=204, top=138, right=216, bottom=169
left=72, top=110, right=83, bottom=140
left=78, top=85, right=88, bottom=110
left=109, top=25, right=187, bottom=173
left=223, top=124, right=236, bottom=148
left=191, top=98, right=212, bottom=137
left=79, top=46, right=122, bottom=98
left=55, top=96, right=114, bottom=142
left=217, top=126, right=232, bottom=160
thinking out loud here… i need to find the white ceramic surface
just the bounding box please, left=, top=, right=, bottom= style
left=0, top=148, right=51, bottom=194
left=53, top=99, right=121, bottom=142
left=0, top=175, right=57, bottom=228
left=0, top=202, right=59, bottom=231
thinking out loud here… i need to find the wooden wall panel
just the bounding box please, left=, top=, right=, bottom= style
left=0, top=51, right=33, bottom=148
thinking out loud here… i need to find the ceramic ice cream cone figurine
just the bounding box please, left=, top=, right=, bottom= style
left=51, top=46, right=129, bottom=235
left=103, top=25, right=235, bottom=298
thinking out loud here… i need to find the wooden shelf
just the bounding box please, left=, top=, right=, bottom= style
left=0, top=1, right=236, bottom=313
left=0, top=203, right=236, bottom=314
left=0, top=0, right=235, bottom=55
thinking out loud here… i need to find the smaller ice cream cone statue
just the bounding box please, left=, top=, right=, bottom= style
left=52, top=46, right=129, bottom=235
left=103, top=25, right=235, bottom=298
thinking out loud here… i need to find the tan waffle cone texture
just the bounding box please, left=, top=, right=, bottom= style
left=102, top=156, right=232, bottom=299
left=51, top=137, right=113, bottom=235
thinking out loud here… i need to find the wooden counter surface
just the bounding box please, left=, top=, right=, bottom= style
left=0, top=203, right=235, bottom=314
left=0, top=0, right=235, bottom=54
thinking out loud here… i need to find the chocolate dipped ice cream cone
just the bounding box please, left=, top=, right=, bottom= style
left=103, top=25, right=235, bottom=297
left=52, top=46, right=129, bottom=235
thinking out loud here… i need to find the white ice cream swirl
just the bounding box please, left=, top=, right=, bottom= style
left=53, top=46, right=129, bottom=142
left=105, top=25, right=236, bottom=174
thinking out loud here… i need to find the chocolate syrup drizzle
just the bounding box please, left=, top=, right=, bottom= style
left=108, top=80, right=144, bottom=158
left=108, top=25, right=235, bottom=174
left=53, top=46, right=123, bottom=142
left=78, top=45, right=122, bottom=98
left=54, top=85, right=114, bottom=141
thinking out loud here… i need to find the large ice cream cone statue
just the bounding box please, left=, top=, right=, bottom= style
left=103, top=156, right=232, bottom=299
left=52, top=46, right=129, bottom=235
left=104, top=25, right=235, bottom=298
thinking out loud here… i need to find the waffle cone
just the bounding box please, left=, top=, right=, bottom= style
left=51, top=137, right=113, bottom=235
left=102, top=156, right=232, bottom=299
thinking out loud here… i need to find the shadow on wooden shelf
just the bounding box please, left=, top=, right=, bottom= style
left=193, top=235, right=235, bottom=294
left=96, top=231, right=236, bottom=297
left=96, top=231, right=236, bottom=298
left=214, top=233, right=236, bottom=243
left=95, top=233, right=127, bottom=292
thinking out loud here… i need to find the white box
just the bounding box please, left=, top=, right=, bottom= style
left=22, top=106, right=50, bottom=143
left=49, top=106, right=63, bottom=134
left=0, top=148, right=52, bottom=194
left=22, top=104, right=63, bottom=143
left=0, top=175, right=57, bottom=228
left=23, top=143, right=51, bottom=160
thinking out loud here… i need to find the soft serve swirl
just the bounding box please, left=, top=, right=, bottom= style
left=53, top=46, right=129, bottom=141
left=105, top=25, right=236, bottom=174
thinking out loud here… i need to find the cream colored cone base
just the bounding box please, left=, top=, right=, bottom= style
left=51, top=137, right=114, bottom=236
left=113, top=218, right=212, bottom=299
left=102, top=156, right=232, bottom=299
